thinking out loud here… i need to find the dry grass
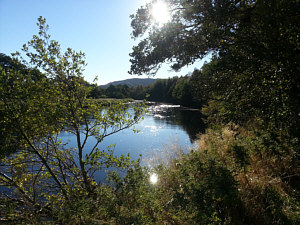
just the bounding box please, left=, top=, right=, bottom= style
left=196, top=123, right=300, bottom=223
left=142, top=137, right=188, bottom=168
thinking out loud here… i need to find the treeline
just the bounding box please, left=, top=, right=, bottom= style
left=89, top=74, right=204, bottom=108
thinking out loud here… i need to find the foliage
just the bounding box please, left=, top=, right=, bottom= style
left=47, top=162, right=160, bottom=225
left=1, top=0, right=300, bottom=222
left=87, top=98, right=134, bottom=106
left=145, top=76, right=199, bottom=107
left=0, top=17, right=145, bottom=222
left=139, top=124, right=299, bottom=225
left=88, top=75, right=203, bottom=108
left=196, top=124, right=300, bottom=224
left=127, top=0, right=300, bottom=224
left=129, top=0, right=300, bottom=134
left=100, top=78, right=157, bottom=88
left=88, top=84, right=144, bottom=100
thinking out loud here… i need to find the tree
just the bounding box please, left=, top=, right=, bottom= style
left=0, top=17, right=145, bottom=217
left=148, top=79, right=167, bottom=101
left=0, top=54, right=46, bottom=157
left=88, top=83, right=106, bottom=98
left=129, top=0, right=241, bottom=75
left=129, top=0, right=300, bottom=134
left=130, top=84, right=146, bottom=100
left=172, top=76, right=193, bottom=106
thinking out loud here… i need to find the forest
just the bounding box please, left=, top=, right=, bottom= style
left=88, top=74, right=202, bottom=108
left=0, top=0, right=299, bottom=224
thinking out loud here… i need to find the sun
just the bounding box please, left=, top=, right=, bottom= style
left=151, top=0, right=171, bottom=25
left=150, top=173, right=158, bottom=184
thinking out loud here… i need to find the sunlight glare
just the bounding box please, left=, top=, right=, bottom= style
left=151, top=0, right=171, bottom=25
left=150, top=173, right=158, bottom=184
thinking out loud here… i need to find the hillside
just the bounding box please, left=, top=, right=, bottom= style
left=100, top=78, right=157, bottom=88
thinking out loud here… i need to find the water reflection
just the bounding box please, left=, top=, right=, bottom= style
left=53, top=102, right=205, bottom=182
left=147, top=102, right=206, bottom=142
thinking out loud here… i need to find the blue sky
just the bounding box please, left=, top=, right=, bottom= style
left=0, top=0, right=206, bottom=85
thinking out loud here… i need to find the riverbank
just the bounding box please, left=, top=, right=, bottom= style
left=87, top=98, right=134, bottom=106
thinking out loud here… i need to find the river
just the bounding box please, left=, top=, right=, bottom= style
left=0, top=102, right=206, bottom=190
left=61, top=102, right=205, bottom=168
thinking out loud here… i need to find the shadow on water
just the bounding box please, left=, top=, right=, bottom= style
left=147, top=102, right=206, bottom=143
left=0, top=102, right=207, bottom=186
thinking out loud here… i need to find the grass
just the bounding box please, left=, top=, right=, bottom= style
left=140, top=123, right=300, bottom=224
left=1, top=120, right=299, bottom=224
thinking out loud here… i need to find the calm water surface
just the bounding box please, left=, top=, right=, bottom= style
left=1, top=102, right=206, bottom=189
left=62, top=102, right=205, bottom=167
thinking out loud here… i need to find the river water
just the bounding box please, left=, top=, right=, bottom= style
left=62, top=102, right=205, bottom=168
left=0, top=102, right=206, bottom=189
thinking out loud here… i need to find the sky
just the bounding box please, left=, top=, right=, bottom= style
left=0, top=0, right=206, bottom=85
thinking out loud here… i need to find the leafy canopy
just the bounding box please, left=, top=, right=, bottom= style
left=129, top=0, right=300, bottom=133
left=0, top=16, right=146, bottom=217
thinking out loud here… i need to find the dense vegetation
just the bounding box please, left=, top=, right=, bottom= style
left=99, top=78, right=157, bottom=88
left=88, top=74, right=205, bottom=108
left=89, top=75, right=203, bottom=108
left=0, top=17, right=145, bottom=223
left=128, top=0, right=300, bottom=224
left=0, top=0, right=299, bottom=224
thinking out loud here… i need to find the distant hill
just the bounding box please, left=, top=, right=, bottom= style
left=100, top=78, right=157, bottom=88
